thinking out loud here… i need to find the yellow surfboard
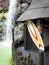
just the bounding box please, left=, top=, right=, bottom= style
left=26, top=20, right=44, bottom=51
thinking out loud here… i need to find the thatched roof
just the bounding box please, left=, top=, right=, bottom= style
left=17, top=0, right=49, bottom=21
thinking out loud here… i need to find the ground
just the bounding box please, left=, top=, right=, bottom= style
left=0, top=41, right=13, bottom=65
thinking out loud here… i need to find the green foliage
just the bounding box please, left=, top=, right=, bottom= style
left=0, top=16, right=6, bottom=22
left=0, top=39, right=3, bottom=42
left=0, top=10, right=2, bottom=13
left=0, top=8, right=8, bottom=13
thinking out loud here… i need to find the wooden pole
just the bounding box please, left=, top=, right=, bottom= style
left=16, top=51, right=19, bottom=65
left=38, top=51, right=44, bottom=65
left=12, top=28, right=14, bottom=43
left=19, top=56, right=23, bottom=65
left=12, top=50, right=17, bottom=64
left=24, top=24, right=27, bottom=50
left=18, top=52, right=23, bottom=65
left=24, top=58, right=27, bottom=65
left=15, top=51, right=23, bottom=65
left=15, top=51, right=17, bottom=65
left=30, top=60, right=33, bottom=65
left=21, top=60, right=25, bottom=65
left=26, top=54, right=31, bottom=65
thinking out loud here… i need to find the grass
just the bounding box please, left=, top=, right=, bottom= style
left=0, top=39, right=5, bottom=42
left=0, top=44, right=13, bottom=65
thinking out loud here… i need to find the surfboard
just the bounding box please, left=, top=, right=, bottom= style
left=26, top=20, right=44, bottom=51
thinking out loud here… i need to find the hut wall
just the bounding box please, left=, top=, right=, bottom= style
left=24, top=24, right=38, bottom=50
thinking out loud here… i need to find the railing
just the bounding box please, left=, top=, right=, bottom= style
left=12, top=44, right=36, bottom=65
left=12, top=42, right=44, bottom=65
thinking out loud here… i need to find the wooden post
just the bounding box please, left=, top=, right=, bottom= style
left=26, top=54, right=31, bottom=65
left=15, top=51, right=17, bottom=65
left=38, top=51, right=44, bottom=65
left=18, top=52, right=22, bottom=65
left=15, top=51, right=23, bottom=65
left=12, top=43, right=16, bottom=64
left=37, top=19, right=44, bottom=65
left=24, top=24, right=27, bottom=50
left=30, top=60, right=33, bottom=65
left=12, top=28, right=16, bottom=65
left=12, top=50, right=17, bottom=64
left=12, top=28, right=14, bottom=43
left=24, top=58, right=27, bottom=65
left=19, top=56, right=23, bottom=65
left=21, top=60, right=25, bottom=65
left=15, top=51, right=19, bottom=65
left=34, top=64, right=36, bottom=65
left=12, top=43, right=15, bottom=52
